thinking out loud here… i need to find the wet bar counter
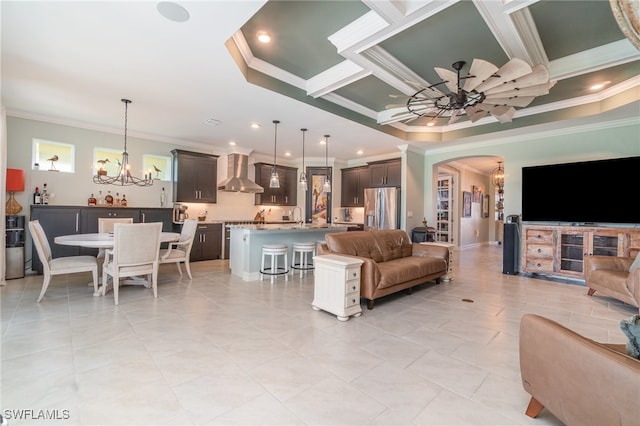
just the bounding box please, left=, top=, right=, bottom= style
left=228, top=224, right=349, bottom=281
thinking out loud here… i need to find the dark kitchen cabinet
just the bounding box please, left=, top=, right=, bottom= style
left=341, top=166, right=369, bottom=207
left=254, top=163, right=297, bottom=206
left=30, top=206, right=82, bottom=274
left=81, top=208, right=140, bottom=234
left=369, top=159, right=401, bottom=187
left=191, top=223, right=222, bottom=261
left=30, top=206, right=175, bottom=273
left=139, top=208, right=175, bottom=232
left=172, top=149, right=219, bottom=203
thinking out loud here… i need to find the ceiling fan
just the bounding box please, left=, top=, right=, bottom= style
left=387, top=58, right=556, bottom=126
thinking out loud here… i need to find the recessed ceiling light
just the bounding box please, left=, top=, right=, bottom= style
left=357, top=150, right=363, bottom=155
left=251, top=123, right=261, bottom=129
left=427, top=121, right=436, bottom=127
left=320, top=139, right=326, bottom=145
left=157, top=2, right=190, bottom=23
left=229, top=141, right=236, bottom=146
left=257, top=31, right=271, bottom=43
left=590, top=81, right=611, bottom=91
left=285, top=152, right=291, bottom=157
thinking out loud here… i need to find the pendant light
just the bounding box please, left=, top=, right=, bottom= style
left=299, top=128, right=308, bottom=191
left=93, top=99, right=153, bottom=187
left=491, top=161, right=505, bottom=189
left=269, top=120, right=280, bottom=188
left=323, top=134, right=331, bottom=193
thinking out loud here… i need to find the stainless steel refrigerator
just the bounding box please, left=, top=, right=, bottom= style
left=364, top=187, right=400, bottom=230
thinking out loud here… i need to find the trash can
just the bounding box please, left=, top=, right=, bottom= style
left=5, top=215, right=25, bottom=279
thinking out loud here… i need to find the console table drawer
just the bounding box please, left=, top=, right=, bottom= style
left=525, top=244, right=554, bottom=258
left=525, top=258, right=554, bottom=272
left=525, top=229, right=554, bottom=243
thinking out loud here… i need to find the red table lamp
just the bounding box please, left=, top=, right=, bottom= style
left=6, top=168, right=25, bottom=215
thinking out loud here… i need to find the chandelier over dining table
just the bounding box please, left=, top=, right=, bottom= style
left=93, top=99, right=153, bottom=187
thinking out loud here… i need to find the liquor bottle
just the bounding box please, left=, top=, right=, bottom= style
left=42, top=183, right=49, bottom=204
left=120, top=194, right=128, bottom=207
left=88, top=193, right=97, bottom=206
left=34, top=187, right=41, bottom=204
left=105, top=191, right=114, bottom=205
left=160, top=187, right=166, bottom=207
left=98, top=190, right=104, bottom=205
left=115, top=192, right=121, bottom=206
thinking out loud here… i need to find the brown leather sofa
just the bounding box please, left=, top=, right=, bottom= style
left=317, top=229, right=449, bottom=309
left=519, top=314, right=640, bottom=425
left=584, top=255, right=640, bottom=312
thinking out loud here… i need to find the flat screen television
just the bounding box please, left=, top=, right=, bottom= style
left=521, top=156, right=639, bottom=225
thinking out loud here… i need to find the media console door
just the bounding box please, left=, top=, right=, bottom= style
left=521, top=224, right=640, bottom=280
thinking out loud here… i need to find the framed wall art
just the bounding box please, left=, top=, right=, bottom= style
left=472, top=185, right=482, bottom=203
left=482, top=194, right=490, bottom=218
left=462, top=191, right=472, bottom=217
left=305, top=166, right=332, bottom=224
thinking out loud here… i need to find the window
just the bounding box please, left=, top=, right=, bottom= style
left=33, top=139, right=75, bottom=172
left=143, top=154, right=171, bottom=181
left=93, top=148, right=124, bottom=177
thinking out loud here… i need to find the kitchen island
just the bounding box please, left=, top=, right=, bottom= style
left=228, top=224, right=349, bottom=281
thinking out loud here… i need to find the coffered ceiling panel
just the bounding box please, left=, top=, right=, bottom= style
left=231, top=0, right=640, bottom=142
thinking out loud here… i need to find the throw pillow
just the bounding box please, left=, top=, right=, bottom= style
left=620, top=314, right=640, bottom=359
left=629, top=252, right=640, bottom=272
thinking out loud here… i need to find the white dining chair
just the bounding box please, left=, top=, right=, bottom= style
left=97, top=217, right=134, bottom=262
left=102, top=222, right=162, bottom=305
left=159, top=218, right=197, bottom=279
left=29, top=220, right=99, bottom=302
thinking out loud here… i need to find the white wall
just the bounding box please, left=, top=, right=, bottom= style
left=424, top=119, right=640, bottom=247
left=5, top=116, right=325, bottom=222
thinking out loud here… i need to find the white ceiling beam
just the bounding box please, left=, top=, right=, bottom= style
left=306, top=61, right=370, bottom=98
left=549, top=39, right=640, bottom=80
left=361, top=0, right=406, bottom=22
left=473, top=0, right=543, bottom=65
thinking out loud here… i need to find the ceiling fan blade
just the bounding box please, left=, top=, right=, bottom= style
left=464, top=105, right=489, bottom=122
left=485, top=82, right=554, bottom=98
left=463, top=59, right=498, bottom=91
left=434, top=67, right=458, bottom=93
left=485, top=64, right=551, bottom=93
left=473, top=58, right=532, bottom=93
left=448, top=109, right=463, bottom=125
left=483, top=105, right=516, bottom=123
left=482, top=96, right=535, bottom=107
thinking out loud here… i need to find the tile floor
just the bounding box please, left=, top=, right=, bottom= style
left=1, top=245, right=636, bottom=425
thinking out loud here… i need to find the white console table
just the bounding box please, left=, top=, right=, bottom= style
left=420, top=242, right=455, bottom=281
left=312, top=255, right=364, bottom=321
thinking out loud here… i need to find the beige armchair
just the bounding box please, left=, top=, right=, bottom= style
left=29, top=220, right=98, bottom=302
left=159, top=218, right=197, bottom=279
left=102, top=222, right=162, bottom=305
left=584, top=255, right=640, bottom=312
left=520, top=314, right=640, bottom=425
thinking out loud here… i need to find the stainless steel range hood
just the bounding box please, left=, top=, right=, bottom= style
left=217, top=153, right=264, bottom=193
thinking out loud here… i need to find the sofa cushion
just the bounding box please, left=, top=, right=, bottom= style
left=372, top=230, right=413, bottom=262
left=630, top=253, right=640, bottom=272
left=325, top=232, right=383, bottom=262
left=589, top=269, right=629, bottom=292
left=376, top=256, right=445, bottom=289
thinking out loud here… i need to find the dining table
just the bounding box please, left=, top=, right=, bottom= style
left=54, top=232, right=181, bottom=249
left=54, top=231, right=181, bottom=295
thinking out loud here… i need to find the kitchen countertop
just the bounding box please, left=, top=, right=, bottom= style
left=227, top=223, right=349, bottom=231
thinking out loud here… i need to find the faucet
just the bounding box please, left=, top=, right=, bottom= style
left=292, top=206, right=303, bottom=226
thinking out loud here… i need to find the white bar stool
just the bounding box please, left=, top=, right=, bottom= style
left=291, top=242, right=316, bottom=276
left=260, top=243, right=289, bottom=283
